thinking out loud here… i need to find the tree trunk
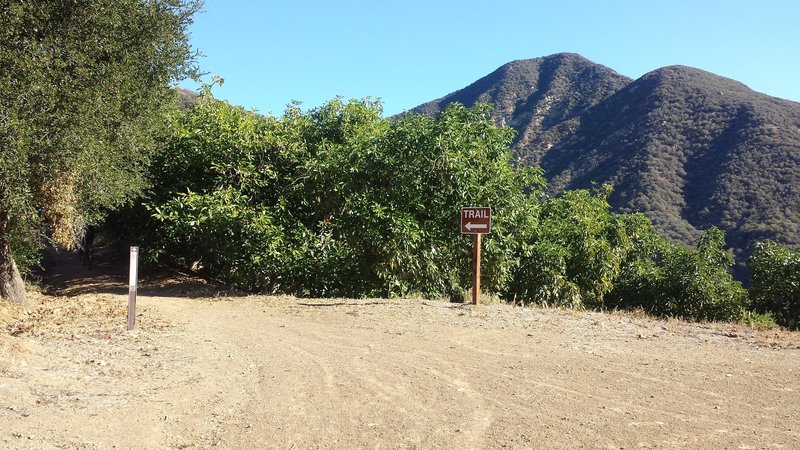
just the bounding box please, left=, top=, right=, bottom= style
left=0, top=240, right=27, bottom=305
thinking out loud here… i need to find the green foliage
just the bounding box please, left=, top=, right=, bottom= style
left=609, top=227, right=747, bottom=322
left=123, top=96, right=763, bottom=324
left=509, top=188, right=746, bottom=321
left=0, top=0, right=200, bottom=283
left=509, top=186, right=631, bottom=309
left=134, top=99, right=545, bottom=298
left=740, top=311, right=777, bottom=330
left=749, top=241, right=800, bottom=329
left=329, top=101, right=543, bottom=297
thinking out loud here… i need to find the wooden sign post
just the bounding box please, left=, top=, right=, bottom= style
left=472, top=233, right=481, bottom=305
left=128, top=246, right=139, bottom=331
left=461, top=207, right=491, bottom=305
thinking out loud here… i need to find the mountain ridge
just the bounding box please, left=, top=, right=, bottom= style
left=409, top=53, right=800, bottom=275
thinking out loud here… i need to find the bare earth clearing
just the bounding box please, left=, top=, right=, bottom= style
left=1, top=250, right=799, bottom=449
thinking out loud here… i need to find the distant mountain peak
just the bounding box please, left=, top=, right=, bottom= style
left=410, top=53, right=629, bottom=113
left=501, top=52, right=583, bottom=67
left=408, top=54, right=800, bottom=278
left=409, top=53, right=631, bottom=162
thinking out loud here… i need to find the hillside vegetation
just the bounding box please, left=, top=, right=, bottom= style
left=410, top=53, right=800, bottom=277
left=4, top=13, right=798, bottom=332
left=107, top=97, right=799, bottom=328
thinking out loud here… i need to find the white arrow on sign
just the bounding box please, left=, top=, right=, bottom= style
left=465, top=222, right=487, bottom=231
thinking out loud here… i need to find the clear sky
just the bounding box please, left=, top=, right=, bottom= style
left=180, top=0, right=800, bottom=116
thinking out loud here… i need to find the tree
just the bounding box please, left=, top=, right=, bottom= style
left=130, top=99, right=544, bottom=299
left=749, top=241, right=800, bottom=329
left=509, top=186, right=632, bottom=309
left=0, top=0, right=201, bottom=302
left=608, top=226, right=747, bottom=321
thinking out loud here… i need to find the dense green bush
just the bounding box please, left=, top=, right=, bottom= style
left=608, top=227, right=747, bottom=322
left=146, top=97, right=362, bottom=296
left=136, top=98, right=545, bottom=298
left=749, top=241, right=800, bottom=329
left=509, top=186, right=632, bottom=309
left=509, top=188, right=747, bottom=321
left=112, top=97, right=770, bottom=325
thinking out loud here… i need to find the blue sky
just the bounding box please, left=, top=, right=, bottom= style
left=180, top=0, right=800, bottom=116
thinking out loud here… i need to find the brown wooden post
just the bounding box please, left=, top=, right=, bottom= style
left=461, top=207, right=490, bottom=305
left=472, top=233, right=481, bottom=305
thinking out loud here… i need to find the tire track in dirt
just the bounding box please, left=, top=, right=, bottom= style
left=154, top=297, right=798, bottom=449
left=3, top=290, right=799, bottom=449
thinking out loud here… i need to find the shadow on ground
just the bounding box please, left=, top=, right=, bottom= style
left=37, top=246, right=248, bottom=299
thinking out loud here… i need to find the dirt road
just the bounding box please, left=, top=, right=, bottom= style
left=1, top=254, right=799, bottom=448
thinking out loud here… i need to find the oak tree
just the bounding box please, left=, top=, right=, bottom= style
left=0, top=0, right=200, bottom=302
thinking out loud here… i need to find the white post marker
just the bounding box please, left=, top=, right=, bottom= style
left=128, top=246, right=139, bottom=331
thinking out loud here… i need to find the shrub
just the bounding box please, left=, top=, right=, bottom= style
left=509, top=186, right=632, bottom=309
left=108, top=96, right=753, bottom=324
left=749, top=241, right=800, bottom=329
left=609, top=227, right=747, bottom=322
left=131, top=98, right=545, bottom=298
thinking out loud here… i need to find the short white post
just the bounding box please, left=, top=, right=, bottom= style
left=127, top=246, right=139, bottom=331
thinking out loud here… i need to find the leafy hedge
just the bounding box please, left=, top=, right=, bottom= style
left=109, top=97, right=782, bottom=324
left=127, top=98, right=545, bottom=298
left=749, top=241, right=800, bottom=329
left=608, top=226, right=747, bottom=321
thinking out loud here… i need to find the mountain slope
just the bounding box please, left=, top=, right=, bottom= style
left=409, top=55, right=800, bottom=273
left=543, top=66, right=800, bottom=255
left=410, top=53, right=632, bottom=163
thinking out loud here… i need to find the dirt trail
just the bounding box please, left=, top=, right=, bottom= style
left=1, top=249, right=799, bottom=448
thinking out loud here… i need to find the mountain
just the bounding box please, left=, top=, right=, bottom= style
left=409, top=53, right=800, bottom=275
left=412, top=53, right=631, bottom=164
left=176, top=88, right=201, bottom=111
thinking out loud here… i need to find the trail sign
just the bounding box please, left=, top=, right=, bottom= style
left=461, top=207, right=491, bottom=234
left=461, top=207, right=491, bottom=305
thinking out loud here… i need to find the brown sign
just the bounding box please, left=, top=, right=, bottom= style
left=461, top=207, right=491, bottom=234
